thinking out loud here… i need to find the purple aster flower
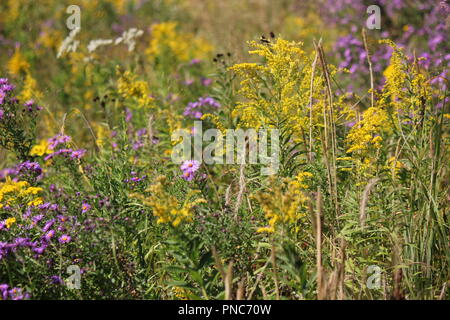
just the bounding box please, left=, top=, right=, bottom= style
left=201, top=77, right=213, bottom=86
left=17, top=160, right=42, bottom=176
left=81, top=202, right=91, bottom=213
left=137, top=128, right=147, bottom=137
left=70, top=149, right=86, bottom=159
left=0, top=284, right=8, bottom=300
left=180, top=160, right=200, bottom=173
left=132, top=140, right=144, bottom=150
left=44, top=230, right=55, bottom=242
left=14, top=237, right=31, bottom=247
left=44, top=148, right=73, bottom=161
left=58, top=234, right=71, bottom=244
left=125, top=108, right=133, bottom=122
left=42, top=219, right=56, bottom=232
left=183, top=96, right=221, bottom=119
left=1, top=84, right=15, bottom=92
left=181, top=171, right=195, bottom=181
left=190, top=58, right=202, bottom=65
left=32, top=214, right=44, bottom=224
left=32, top=243, right=47, bottom=255
left=8, top=287, right=24, bottom=300
left=180, top=160, right=200, bottom=181
left=48, top=133, right=71, bottom=149
left=50, top=275, right=64, bottom=285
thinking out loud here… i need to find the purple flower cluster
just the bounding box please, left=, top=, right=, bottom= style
left=180, top=160, right=200, bottom=181
left=0, top=79, right=43, bottom=117
left=0, top=161, right=43, bottom=181
left=0, top=78, right=16, bottom=117
left=131, top=128, right=159, bottom=150
left=44, top=148, right=86, bottom=161
left=17, top=160, right=43, bottom=176
left=321, top=0, right=449, bottom=89
left=45, top=134, right=88, bottom=161
left=0, top=78, right=15, bottom=104
left=0, top=284, right=30, bottom=300
left=48, top=134, right=71, bottom=149
left=124, top=171, right=147, bottom=188
left=0, top=167, right=17, bottom=180
left=183, top=96, right=221, bottom=119
left=0, top=202, right=77, bottom=261
left=23, top=99, right=43, bottom=113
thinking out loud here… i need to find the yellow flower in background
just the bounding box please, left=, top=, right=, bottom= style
left=94, top=124, right=110, bottom=148
left=8, top=48, right=30, bottom=75
left=146, top=22, right=213, bottom=63
left=30, top=140, right=52, bottom=157
left=20, top=72, right=43, bottom=102
left=3, top=0, right=20, bottom=24
left=37, top=27, right=63, bottom=51
left=105, top=0, right=133, bottom=14
left=117, top=68, right=155, bottom=109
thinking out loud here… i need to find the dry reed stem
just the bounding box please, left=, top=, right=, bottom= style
left=362, top=29, right=374, bottom=108
left=308, top=41, right=320, bottom=162
left=359, top=178, right=379, bottom=227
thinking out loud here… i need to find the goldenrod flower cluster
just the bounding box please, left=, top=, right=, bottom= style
left=5, top=217, right=16, bottom=229
left=345, top=40, right=434, bottom=177
left=229, top=38, right=322, bottom=139
left=254, top=172, right=311, bottom=233
left=117, top=68, right=155, bottom=109
left=0, top=177, right=44, bottom=208
left=132, top=176, right=206, bottom=227
left=380, top=40, right=432, bottom=117
left=346, top=106, right=389, bottom=154
left=8, top=48, right=30, bottom=76
left=20, top=73, right=43, bottom=102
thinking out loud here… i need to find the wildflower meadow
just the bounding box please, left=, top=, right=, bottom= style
left=0, top=0, right=449, bottom=302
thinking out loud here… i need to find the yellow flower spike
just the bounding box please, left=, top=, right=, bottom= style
left=228, top=37, right=322, bottom=136
left=19, top=72, right=43, bottom=102
left=117, top=68, right=155, bottom=109
left=131, top=175, right=205, bottom=228
left=8, top=47, right=30, bottom=75
left=254, top=176, right=309, bottom=234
